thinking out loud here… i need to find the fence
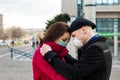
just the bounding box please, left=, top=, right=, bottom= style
left=9, top=47, right=33, bottom=60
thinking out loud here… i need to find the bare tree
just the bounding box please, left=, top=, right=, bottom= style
left=5, top=29, right=11, bottom=39
left=9, top=26, right=25, bottom=40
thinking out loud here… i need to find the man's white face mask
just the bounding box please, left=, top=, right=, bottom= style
left=73, top=37, right=83, bottom=49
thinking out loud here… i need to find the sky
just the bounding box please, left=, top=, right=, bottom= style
left=0, top=0, right=61, bottom=29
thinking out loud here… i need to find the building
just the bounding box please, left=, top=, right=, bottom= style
left=0, top=13, right=3, bottom=39
left=61, top=0, right=120, bottom=57
left=61, top=0, right=120, bottom=36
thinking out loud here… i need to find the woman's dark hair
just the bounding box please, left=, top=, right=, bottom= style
left=42, top=21, right=70, bottom=42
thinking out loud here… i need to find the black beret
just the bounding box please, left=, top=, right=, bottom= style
left=69, top=18, right=96, bottom=33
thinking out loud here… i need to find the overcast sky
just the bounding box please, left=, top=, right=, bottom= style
left=0, top=0, right=61, bottom=29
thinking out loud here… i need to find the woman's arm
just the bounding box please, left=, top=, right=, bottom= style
left=35, top=48, right=66, bottom=80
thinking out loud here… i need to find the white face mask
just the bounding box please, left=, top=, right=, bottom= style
left=72, top=37, right=83, bottom=49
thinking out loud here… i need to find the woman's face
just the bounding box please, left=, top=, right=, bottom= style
left=55, top=32, right=71, bottom=45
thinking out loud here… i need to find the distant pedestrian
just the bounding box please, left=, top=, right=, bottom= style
left=11, top=40, right=14, bottom=47
left=32, top=41, right=35, bottom=48
left=36, top=40, right=39, bottom=47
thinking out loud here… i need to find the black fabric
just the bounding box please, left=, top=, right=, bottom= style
left=69, top=18, right=96, bottom=33
left=44, top=51, right=58, bottom=63
left=44, top=37, right=112, bottom=80
left=78, top=49, right=82, bottom=59
left=64, top=54, right=77, bottom=65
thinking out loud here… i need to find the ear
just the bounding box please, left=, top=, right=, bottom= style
left=82, top=26, right=87, bottom=34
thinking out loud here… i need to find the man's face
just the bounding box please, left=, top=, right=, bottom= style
left=71, top=28, right=81, bottom=37
left=71, top=27, right=87, bottom=43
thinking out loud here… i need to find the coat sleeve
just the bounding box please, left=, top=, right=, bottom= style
left=44, top=46, right=104, bottom=80
left=64, top=54, right=77, bottom=65
left=33, top=48, right=66, bottom=80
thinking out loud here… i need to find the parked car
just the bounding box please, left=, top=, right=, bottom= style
left=5, top=40, right=11, bottom=46
left=0, top=40, right=7, bottom=47
left=0, top=40, right=11, bottom=47
left=24, top=40, right=30, bottom=44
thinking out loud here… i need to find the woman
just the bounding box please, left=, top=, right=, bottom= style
left=32, top=21, right=71, bottom=80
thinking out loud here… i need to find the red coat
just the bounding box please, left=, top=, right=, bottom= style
left=32, top=42, right=68, bottom=80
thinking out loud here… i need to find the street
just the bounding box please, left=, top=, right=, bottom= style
left=0, top=44, right=34, bottom=55
left=0, top=44, right=35, bottom=60
left=0, top=44, right=35, bottom=80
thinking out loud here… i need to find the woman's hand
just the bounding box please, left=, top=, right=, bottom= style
left=40, top=44, right=52, bottom=56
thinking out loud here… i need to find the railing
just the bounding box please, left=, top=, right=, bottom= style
left=9, top=47, right=33, bottom=60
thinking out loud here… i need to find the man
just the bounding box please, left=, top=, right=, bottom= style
left=40, top=18, right=112, bottom=80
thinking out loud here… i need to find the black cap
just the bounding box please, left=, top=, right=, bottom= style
left=69, top=18, right=96, bottom=33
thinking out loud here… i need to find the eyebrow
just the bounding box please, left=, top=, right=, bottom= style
left=63, top=38, right=70, bottom=41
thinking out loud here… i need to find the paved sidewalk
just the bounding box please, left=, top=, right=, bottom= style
left=110, top=66, right=120, bottom=80
left=0, top=56, right=120, bottom=80
left=110, top=56, right=120, bottom=80
left=0, top=59, right=32, bottom=80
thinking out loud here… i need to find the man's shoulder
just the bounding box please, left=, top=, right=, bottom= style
left=92, top=41, right=109, bottom=50
left=90, top=41, right=111, bottom=56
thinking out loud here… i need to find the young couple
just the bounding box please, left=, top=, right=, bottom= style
left=32, top=18, right=112, bottom=80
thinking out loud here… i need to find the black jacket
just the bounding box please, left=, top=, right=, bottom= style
left=44, top=36, right=112, bottom=80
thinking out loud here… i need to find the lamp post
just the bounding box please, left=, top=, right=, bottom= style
left=114, top=25, right=118, bottom=57
left=77, top=0, right=83, bottom=18
left=84, top=0, right=96, bottom=23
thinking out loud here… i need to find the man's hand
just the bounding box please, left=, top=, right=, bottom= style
left=40, top=44, right=52, bottom=56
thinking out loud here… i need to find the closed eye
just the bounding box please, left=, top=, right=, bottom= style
left=63, top=38, right=69, bottom=42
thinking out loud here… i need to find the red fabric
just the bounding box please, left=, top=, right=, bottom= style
left=32, top=42, right=68, bottom=80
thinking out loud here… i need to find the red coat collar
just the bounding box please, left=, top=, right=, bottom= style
left=40, top=41, right=68, bottom=58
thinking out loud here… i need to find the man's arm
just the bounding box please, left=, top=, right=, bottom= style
left=64, top=54, right=77, bottom=65
left=43, top=46, right=104, bottom=80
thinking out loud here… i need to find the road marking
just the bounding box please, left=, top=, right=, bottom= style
left=0, top=53, right=10, bottom=58
left=0, top=47, right=35, bottom=61
left=13, top=50, right=34, bottom=59
left=13, top=47, right=32, bottom=51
